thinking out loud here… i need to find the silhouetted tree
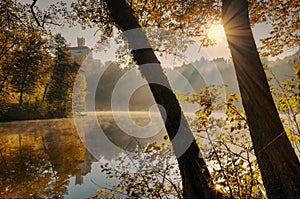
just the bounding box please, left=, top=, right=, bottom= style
left=222, top=0, right=300, bottom=198
left=102, top=0, right=222, bottom=198
left=46, top=33, right=80, bottom=117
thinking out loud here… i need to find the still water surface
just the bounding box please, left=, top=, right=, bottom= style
left=0, top=112, right=168, bottom=199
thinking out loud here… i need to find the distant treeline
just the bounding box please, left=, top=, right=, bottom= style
left=0, top=25, right=298, bottom=120
left=88, top=50, right=298, bottom=111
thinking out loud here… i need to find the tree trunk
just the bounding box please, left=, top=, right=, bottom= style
left=222, top=0, right=300, bottom=198
left=0, top=73, right=9, bottom=92
left=104, top=0, right=221, bottom=198
left=19, top=78, right=25, bottom=106
left=42, top=83, right=49, bottom=103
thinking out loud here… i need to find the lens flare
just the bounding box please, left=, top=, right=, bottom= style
left=208, top=24, right=226, bottom=42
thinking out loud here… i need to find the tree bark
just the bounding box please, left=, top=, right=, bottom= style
left=19, top=69, right=27, bottom=106
left=222, top=0, right=300, bottom=198
left=104, top=0, right=221, bottom=198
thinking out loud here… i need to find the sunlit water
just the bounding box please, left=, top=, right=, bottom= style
left=1, top=112, right=296, bottom=198
left=0, top=112, right=170, bottom=199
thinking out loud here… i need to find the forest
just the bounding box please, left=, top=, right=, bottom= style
left=0, top=0, right=299, bottom=198
left=0, top=28, right=87, bottom=120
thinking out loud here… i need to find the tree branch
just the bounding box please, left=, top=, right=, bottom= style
left=30, top=0, right=41, bottom=27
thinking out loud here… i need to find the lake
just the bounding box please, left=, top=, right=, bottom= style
left=0, top=112, right=171, bottom=199
left=1, top=110, right=283, bottom=198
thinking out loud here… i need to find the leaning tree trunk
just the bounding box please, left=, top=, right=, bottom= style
left=104, top=0, right=222, bottom=198
left=222, top=0, right=300, bottom=198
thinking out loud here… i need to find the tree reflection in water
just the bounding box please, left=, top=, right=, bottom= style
left=0, top=119, right=89, bottom=199
left=0, top=113, right=166, bottom=198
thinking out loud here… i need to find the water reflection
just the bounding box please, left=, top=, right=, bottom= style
left=0, top=112, right=166, bottom=199
left=75, top=112, right=166, bottom=160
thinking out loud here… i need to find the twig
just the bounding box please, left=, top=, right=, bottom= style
left=30, top=0, right=41, bottom=27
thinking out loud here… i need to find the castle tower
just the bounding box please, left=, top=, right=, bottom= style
left=77, top=37, right=85, bottom=47
left=69, top=37, right=93, bottom=63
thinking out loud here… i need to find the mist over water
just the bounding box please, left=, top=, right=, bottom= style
left=1, top=107, right=297, bottom=198
left=0, top=112, right=169, bottom=198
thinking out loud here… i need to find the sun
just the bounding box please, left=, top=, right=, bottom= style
left=207, top=24, right=226, bottom=42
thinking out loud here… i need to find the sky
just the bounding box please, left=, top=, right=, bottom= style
left=53, top=20, right=297, bottom=67
left=53, top=15, right=297, bottom=66
left=26, top=0, right=298, bottom=65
